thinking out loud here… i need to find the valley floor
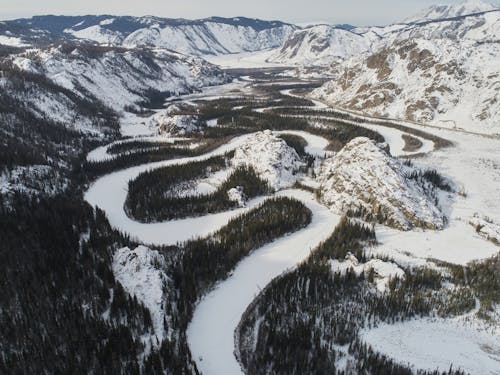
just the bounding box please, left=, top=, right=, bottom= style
left=84, top=70, right=500, bottom=374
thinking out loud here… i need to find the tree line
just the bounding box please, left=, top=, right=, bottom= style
left=236, top=217, right=472, bottom=374
left=126, top=161, right=271, bottom=222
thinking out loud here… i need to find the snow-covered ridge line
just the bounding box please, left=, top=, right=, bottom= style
left=11, top=45, right=229, bottom=114
left=404, top=1, right=498, bottom=24
left=3, top=15, right=296, bottom=56
left=268, top=24, right=373, bottom=66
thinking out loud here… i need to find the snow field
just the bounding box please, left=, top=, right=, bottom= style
left=361, top=318, right=500, bottom=374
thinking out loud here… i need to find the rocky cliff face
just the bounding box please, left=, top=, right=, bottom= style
left=312, top=8, right=500, bottom=134
left=232, top=130, right=304, bottom=191
left=318, top=137, right=445, bottom=230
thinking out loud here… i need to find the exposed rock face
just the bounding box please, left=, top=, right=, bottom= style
left=148, top=107, right=202, bottom=135
left=312, top=8, right=500, bottom=134
left=318, top=137, right=445, bottom=230
left=113, top=246, right=171, bottom=346
left=232, top=130, right=304, bottom=191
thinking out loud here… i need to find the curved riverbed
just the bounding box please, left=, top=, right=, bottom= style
left=83, top=75, right=500, bottom=375
left=187, top=189, right=340, bottom=375
left=84, top=126, right=338, bottom=372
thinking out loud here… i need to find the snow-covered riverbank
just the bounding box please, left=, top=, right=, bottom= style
left=84, top=74, right=499, bottom=375
left=188, top=189, right=341, bottom=375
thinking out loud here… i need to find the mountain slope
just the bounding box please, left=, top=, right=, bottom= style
left=2, top=15, right=296, bottom=55
left=313, top=9, right=500, bottom=134
left=268, top=25, right=373, bottom=66
left=10, top=44, right=229, bottom=112
left=0, top=43, right=228, bottom=195
left=404, top=0, right=498, bottom=23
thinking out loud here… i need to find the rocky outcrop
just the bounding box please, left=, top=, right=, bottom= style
left=318, top=137, right=445, bottom=230
left=232, top=130, right=305, bottom=191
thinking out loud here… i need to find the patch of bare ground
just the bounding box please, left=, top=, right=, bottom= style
left=402, top=134, right=424, bottom=152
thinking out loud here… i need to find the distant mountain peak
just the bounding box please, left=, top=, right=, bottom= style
left=404, top=0, right=498, bottom=23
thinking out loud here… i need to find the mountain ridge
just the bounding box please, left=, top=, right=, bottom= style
left=0, top=15, right=297, bottom=55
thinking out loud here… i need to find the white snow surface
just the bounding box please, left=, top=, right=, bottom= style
left=313, top=9, right=500, bottom=134
left=113, top=245, right=169, bottom=345
left=330, top=253, right=405, bottom=292
left=269, top=25, right=372, bottom=66
left=65, top=25, right=123, bottom=44
left=11, top=46, right=227, bottom=112
left=204, top=49, right=288, bottom=68
left=188, top=189, right=342, bottom=375
left=469, top=214, right=500, bottom=244
left=318, top=137, right=444, bottom=230
left=361, top=318, right=500, bottom=374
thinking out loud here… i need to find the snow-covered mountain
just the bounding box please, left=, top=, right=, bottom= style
left=266, top=1, right=498, bottom=68
left=404, top=0, right=498, bottom=23
left=1, top=15, right=296, bottom=55
left=9, top=44, right=228, bottom=114
left=0, top=42, right=227, bottom=188
left=268, top=25, right=374, bottom=66
left=318, top=137, right=445, bottom=230
left=313, top=7, right=500, bottom=134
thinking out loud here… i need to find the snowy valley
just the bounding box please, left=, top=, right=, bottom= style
left=1, top=1, right=499, bottom=375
